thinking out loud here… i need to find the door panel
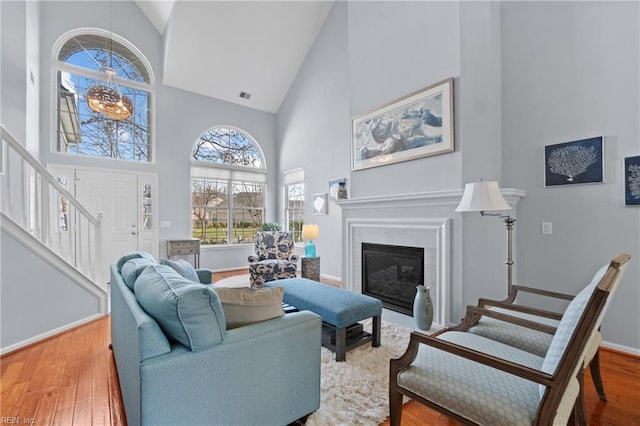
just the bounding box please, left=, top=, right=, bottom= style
left=75, top=170, right=138, bottom=289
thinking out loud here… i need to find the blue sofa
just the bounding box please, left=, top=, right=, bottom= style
left=110, top=252, right=321, bottom=426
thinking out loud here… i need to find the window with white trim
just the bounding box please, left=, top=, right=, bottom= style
left=191, top=127, right=266, bottom=245
left=283, top=168, right=305, bottom=243
left=54, top=31, right=153, bottom=161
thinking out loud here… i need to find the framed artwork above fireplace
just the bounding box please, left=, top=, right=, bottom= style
left=351, top=77, right=454, bottom=171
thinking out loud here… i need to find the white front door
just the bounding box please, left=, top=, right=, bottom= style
left=75, top=169, right=139, bottom=288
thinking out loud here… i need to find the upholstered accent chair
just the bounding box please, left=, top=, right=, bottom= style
left=248, top=231, right=299, bottom=287
left=389, top=254, right=630, bottom=425
left=469, top=282, right=607, bottom=402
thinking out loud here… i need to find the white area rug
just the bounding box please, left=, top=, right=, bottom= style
left=306, top=318, right=412, bottom=426
left=213, top=274, right=251, bottom=288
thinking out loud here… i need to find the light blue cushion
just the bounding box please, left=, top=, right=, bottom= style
left=134, top=265, right=226, bottom=351
left=120, top=258, right=156, bottom=291
left=539, top=264, right=608, bottom=398
left=116, top=251, right=155, bottom=272
left=469, top=307, right=557, bottom=357
left=398, top=331, right=542, bottom=425
left=160, top=258, right=199, bottom=282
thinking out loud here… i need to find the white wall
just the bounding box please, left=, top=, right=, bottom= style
left=501, top=1, right=640, bottom=353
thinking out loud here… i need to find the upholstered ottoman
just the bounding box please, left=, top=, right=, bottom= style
left=266, top=277, right=382, bottom=361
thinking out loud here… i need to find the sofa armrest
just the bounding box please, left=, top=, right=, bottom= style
left=289, top=254, right=300, bottom=264
left=248, top=255, right=259, bottom=263
left=195, top=268, right=212, bottom=284
left=139, top=311, right=321, bottom=426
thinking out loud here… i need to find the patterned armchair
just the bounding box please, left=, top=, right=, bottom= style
left=389, top=254, right=629, bottom=426
left=248, top=231, right=299, bottom=288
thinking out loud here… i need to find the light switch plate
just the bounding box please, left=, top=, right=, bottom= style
left=542, top=222, right=552, bottom=235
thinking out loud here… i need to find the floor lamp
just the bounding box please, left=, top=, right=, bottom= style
left=455, top=180, right=516, bottom=298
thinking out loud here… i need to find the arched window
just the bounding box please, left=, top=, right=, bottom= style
left=53, top=30, right=153, bottom=162
left=191, top=127, right=266, bottom=245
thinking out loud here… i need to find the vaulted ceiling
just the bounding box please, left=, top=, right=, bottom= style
left=134, top=1, right=334, bottom=113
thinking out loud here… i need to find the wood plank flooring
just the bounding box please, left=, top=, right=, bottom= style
left=2, top=268, right=639, bottom=425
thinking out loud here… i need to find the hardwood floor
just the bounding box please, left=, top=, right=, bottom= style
left=2, top=268, right=639, bottom=425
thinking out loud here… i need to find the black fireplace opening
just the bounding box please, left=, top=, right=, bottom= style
left=362, top=243, right=424, bottom=316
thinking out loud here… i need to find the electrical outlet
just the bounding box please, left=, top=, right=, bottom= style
left=542, top=222, right=552, bottom=235
left=160, top=220, right=171, bottom=228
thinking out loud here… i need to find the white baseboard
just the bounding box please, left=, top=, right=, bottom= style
left=321, top=273, right=342, bottom=282
left=1, top=313, right=105, bottom=356
left=601, top=340, right=640, bottom=357
left=210, top=265, right=249, bottom=273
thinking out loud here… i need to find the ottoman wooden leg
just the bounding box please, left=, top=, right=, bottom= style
left=372, top=315, right=381, bottom=347
left=336, top=326, right=347, bottom=362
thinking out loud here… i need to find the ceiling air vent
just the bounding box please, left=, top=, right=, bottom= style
left=239, top=91, right=252, bottom=100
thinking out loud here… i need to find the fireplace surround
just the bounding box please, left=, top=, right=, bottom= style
left=338, top=189, right=525, bottom=329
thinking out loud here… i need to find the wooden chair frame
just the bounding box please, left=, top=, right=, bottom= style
left=389, top=254, right=630, bottom=426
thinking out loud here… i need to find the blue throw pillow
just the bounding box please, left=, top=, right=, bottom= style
left=160, top=258, right=199, bottom=282
left=116, top=251, right=156, bottom=272
left=121, top=258, right=155, bottom=291
left=135, top=265, right=226, bottom=351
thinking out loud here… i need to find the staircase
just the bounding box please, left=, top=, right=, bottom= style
left=1, top=125, right=108, bottom=354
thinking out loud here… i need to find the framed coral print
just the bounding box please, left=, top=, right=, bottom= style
left=544, top=136, right=604, bottom=187
left=312, top=193, right=328, bottom=215
left=624, top=155, right=640, bottom=206
left=351, top=78, right=454, bottom=171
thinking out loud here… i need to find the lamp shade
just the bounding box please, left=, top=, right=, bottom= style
left=455, top=181, right=512, bottom=212
left=302, top=223, right=319, bottom=240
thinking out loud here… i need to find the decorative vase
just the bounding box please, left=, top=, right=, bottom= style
left=413, top=285, right=433, bottom=331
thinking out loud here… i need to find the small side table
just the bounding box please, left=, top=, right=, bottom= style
left=301, top=256, right=320, bottom=281
left=167, top=239, right=201, bottom=268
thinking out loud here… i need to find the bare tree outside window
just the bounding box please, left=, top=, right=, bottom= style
left=56, top=34, right=152, bottom=162
left=193, top=128, right=262, bottom=167
left=192, top=179, right=228, bottom=244
left=191, top=127, right=265, bottom=245
left=286, top=183, right=305, bottom=242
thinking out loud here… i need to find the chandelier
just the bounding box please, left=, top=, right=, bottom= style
left=86, top=66, right=133, bottom=121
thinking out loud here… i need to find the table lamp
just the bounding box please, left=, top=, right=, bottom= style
left=302, top=224, right=319, bottom=258
left=455, top=179, right=516, bottom=297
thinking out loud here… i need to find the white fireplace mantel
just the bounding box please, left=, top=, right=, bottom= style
left=337, top=188, right=526, bottom=328
left=336, top=188, right=526, bottom=211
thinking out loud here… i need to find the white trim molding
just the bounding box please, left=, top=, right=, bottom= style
left=344, top=217, right=451, bottom=329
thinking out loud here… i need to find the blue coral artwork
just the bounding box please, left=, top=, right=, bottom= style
left=544, top=136, right=604, bottom=187
left=624, top=155, right=640, bottom=206
left=351, top=78, right=454, bottom=171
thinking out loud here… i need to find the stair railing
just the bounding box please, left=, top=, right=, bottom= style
left=1, top=125, right=103, bottom=282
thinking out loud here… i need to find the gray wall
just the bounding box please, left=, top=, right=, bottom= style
left=1, top=230, right=103, bottom=350
left=36, top=1, right=277, bottom=271
left=347, top=1, right=463, bottom=198
left=277, top=1, right=640, bottom=352
left=501, top=1, right=640, bottom=352
left=276, top=1, right=350, bottom=278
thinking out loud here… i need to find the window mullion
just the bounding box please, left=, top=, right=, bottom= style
left=227, top=179, right=233, bottom=245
